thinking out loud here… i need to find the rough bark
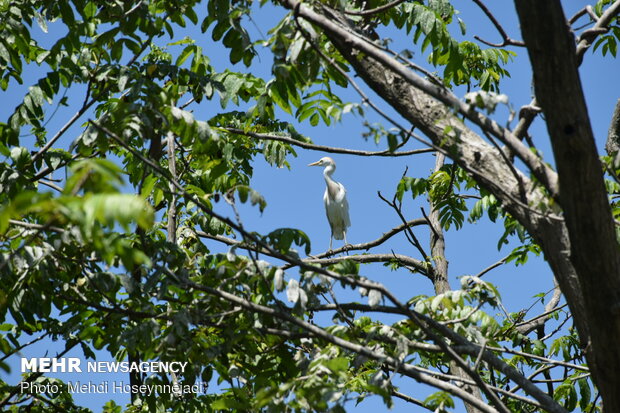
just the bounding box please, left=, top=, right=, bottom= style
left=606, top=99, right=620, bottom=156
left=515, top=1, right=620, bottom=410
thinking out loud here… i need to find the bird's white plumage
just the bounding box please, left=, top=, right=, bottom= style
left=323, top=182, right=349, bottom=240
left=308, top=157, right=351, bottom=250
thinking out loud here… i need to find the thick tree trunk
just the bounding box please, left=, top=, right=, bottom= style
left=515, top=1, right=620, bottom=410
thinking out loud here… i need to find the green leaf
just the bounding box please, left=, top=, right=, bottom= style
left=211, top=397, right=246, bottom=410
left=82, top=193, right=154, bottom=230
left=268, top=83, right=291, bottom=114
left=458, top=17, right=466, bottom=35
left=176, top=44, right=196, bottom=66
left=578, top=378, right=591, bottom=410
left=267, top=228, right=311, bottom=255
left=309, top=112, right=319, bottom=126
left=325, top=357, right=349, bottom=373
left=64, top=158, right=125, bottom=194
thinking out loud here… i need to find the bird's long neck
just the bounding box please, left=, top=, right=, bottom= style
left=323, top=164, right=336, bottom=183
left=323, top=164, right=340, bottom=201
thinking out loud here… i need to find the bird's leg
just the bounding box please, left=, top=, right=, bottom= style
left=328, top=235, right=333, bottom=255
left=343, top=232, right=350, bottom=256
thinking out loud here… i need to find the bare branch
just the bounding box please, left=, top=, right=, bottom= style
left=474, top=256, right=509, bottom=278
left=197, top=218, right=428, bottom=260
left=0, top=333, right=48, bottom=363
left=57, top=292, right=161, bottom=320
left=30, top=86, right=94, bottom=165
left=378, top=191, right=432, bottom=266
left=540, top=312, right=573, bottom=342
left=224, top=127, right=433, bottom=157
left=470, top=0, right=525, bottom=47
left=569, top=6, right=599, bottom=25
left=303, top=253, right=429, bottom=274
left=516, top=280, right=565, bottom=335
left=314, top=218, right=427, bottom=257
left=309, top=302, right=407, bottom=315
left=391, top=390, right=431, bottom=410
left=8, top=219, right=65, bottom=233
left=39, top=179, right=63, bottom=192
left=512, top=101, right=541, bottom=140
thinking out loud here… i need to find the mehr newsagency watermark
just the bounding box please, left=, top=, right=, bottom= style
left=19, top=357, right=207, bottom=396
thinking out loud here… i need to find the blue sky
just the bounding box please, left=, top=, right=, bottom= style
left=2, top=1, right=617, bottom=411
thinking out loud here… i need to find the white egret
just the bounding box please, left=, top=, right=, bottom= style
left=308, top=157, right=351, bottom=251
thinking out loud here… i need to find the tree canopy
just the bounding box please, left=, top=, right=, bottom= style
left=1, top=0, right=620, bottom=412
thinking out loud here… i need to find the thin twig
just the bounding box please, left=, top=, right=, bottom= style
left=471, top=0, right=525, bottom=47
left=198, top=217, right=428, bottom=260
left=223, top=127, right=433, bottom=157
left=0, top=333, right=49, bottom=362
left=391, top=390, right=430, bottom=410
left=8, top=220, right=65, bottom=233
left=377, top=191, right=431, bottom=266
left=474, top=256, right=509, bottom=278
left=344, top=0, right=406, bottom=16
left=302, top=253, right=429, bottom=275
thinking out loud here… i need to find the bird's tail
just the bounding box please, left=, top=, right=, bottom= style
left=332, top=221, right=349, bottom=240
left=332, top=228, right=345, bottom=240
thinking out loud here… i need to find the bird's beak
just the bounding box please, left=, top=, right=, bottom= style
left=308, top=160, right=320, bottom=167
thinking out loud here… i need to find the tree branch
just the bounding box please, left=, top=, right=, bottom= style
left=474, top=256, right=509, bottom=278
left=8, top=219, right=65, bottom=233
left=470, top=0, right=525, bottom=47
left=308, top=302, right=407, bottom=315
left=302, top=253, right=429, bottom=274
left=391, top=390, right=431, bottom=410
left=344, top=0, right=406, bottom=16
left=197, top=218, right=428, bottom=261
left=575, top=0, right=620, bottom=63
left=515, top=279, right=564, bottom=335
left=224, top=127, right=434, bottom=157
